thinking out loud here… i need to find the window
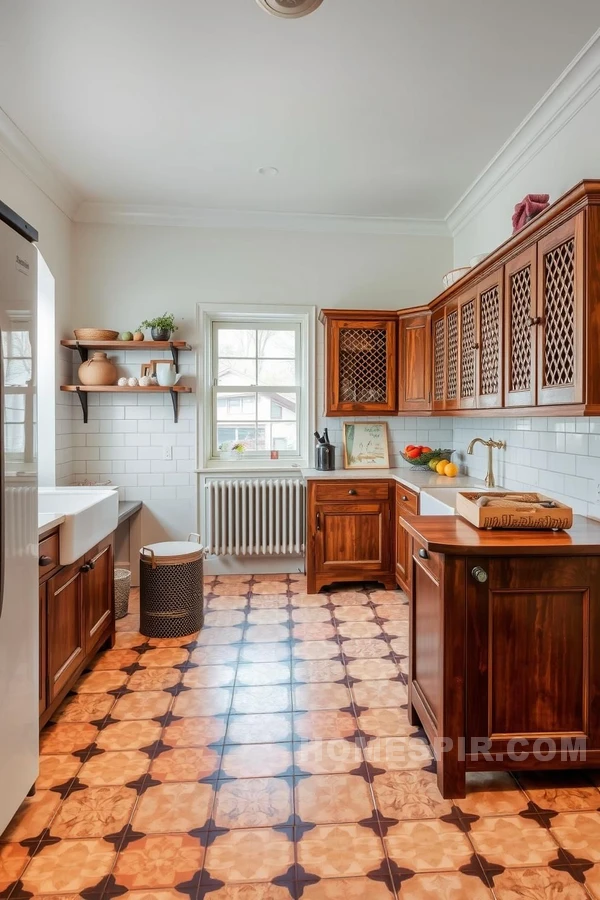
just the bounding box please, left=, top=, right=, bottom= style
left=3, top=314, right=35, bottom=464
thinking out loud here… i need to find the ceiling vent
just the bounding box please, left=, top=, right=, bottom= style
left=255, top=0, right=324, bottom=18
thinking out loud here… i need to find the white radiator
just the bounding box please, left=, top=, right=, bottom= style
left=204, top=477, right=305, bottom=556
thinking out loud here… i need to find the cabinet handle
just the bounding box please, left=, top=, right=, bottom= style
left=348, top=489, right=357, bottom=495
left=418, top=548, right=429, bottom=559
left=471, top=565, right=488, bottom=583
left=80, top=563, right=91, bottom=573
left=39, top=555, right=53, bottom=567
left=471, top=342, right=480, bottom=350
left=88, top=559, right=96, bottom=570
left=401, top=495, right=408, bottom=502
left=316, top=512, right=321, bottom=532
left=529, top=315, right=543, bottom=326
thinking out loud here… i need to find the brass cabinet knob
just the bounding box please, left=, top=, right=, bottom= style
left=348, top=489, right=357, bottom=495
left=471, top=565, right=488, bottom=583
left=401, top=495, right=408, bottom=502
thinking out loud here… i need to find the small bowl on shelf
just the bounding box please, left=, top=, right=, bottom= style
left=74, top=328, right=119, bottom=341
left=442, top=267, right=470, bottom=290
left=400, top=448, right=454, bottom=468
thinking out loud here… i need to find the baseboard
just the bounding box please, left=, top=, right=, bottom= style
left=204, top=555, right=305, bottom=576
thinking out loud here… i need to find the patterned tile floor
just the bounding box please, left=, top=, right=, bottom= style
left=3, top=575, right=600, bottom=899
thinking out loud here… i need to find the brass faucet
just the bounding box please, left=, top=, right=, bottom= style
left=467, top=437, right=506, bottom=488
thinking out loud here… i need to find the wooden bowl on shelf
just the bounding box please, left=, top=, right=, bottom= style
left=73, top=328, right=119, bottom=341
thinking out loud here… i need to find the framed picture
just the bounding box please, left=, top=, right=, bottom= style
left=342, top=422, right=390, bottom=469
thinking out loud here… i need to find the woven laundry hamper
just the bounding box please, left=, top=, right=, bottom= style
left=140, top=535, right=204, bottom=638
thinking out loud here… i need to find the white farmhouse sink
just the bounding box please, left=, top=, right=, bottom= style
left=38, top=488, right=119, bottom=564
left=419, top=486, right=496, bottom=517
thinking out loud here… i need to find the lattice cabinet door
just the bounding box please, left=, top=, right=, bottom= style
left=444, top=301, right=459, bottom=410
left=504, top=245, right=537, bottom=408
left=321, top=312, right=398, bottom=415
left=431, top=307, right=446, bottom=411
left=475, top=268, right=504, bottom=409
left=536, top=214, right=584, bottom=407
left=458, top=291, right=477, bottom=409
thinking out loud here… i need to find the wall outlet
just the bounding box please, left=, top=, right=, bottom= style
left=163, top=446, right=173, bottom=461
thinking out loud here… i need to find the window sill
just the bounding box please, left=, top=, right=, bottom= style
left=197, top=460, right=307, bottom=473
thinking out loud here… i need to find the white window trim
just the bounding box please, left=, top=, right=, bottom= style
left=197, top=303, right=316, bottom=470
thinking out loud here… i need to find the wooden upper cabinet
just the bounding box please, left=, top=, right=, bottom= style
left=320, top=310, right=397, bottom=416
left=458, top=290, right=477, bottom=409
left=444, top=301, right=459, bottom=411
left=398, top=310, right=431, bottom=412
left=504, top=245, right=537, bottom=408
left=431, top=307, right=446, bottom=411
left=536, top=213, right=585, bottom=407
left=475, top=268, right=503, bottom=409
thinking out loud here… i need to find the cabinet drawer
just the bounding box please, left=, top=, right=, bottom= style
left=39, top=533, right=60, bottom=580
left=313, top=481, right=390, bottom=502
left=413, top=537, right=441, bottom=581
left=396, top=484, right=419, bottom=515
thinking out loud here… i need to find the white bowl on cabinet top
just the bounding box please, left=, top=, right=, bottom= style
left=38, top=487, right=119, bottom=564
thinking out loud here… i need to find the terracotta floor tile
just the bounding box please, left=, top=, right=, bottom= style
left=78, top=750, right=150, bottom=786
left=329, top=591, right=369, bottom=607
left=291, top=593, right=330, bottom=608
left=247, top=609, right=289, bottom=625
left=374, top=603, right=408, bottom=620
left=292, top=641, right=340, bottom=661
left=204, top=610, right=246, bottom=627
left=196, top=626, right=244, bottom=646
left=36, top=754, right=81, bottom=789
left=244, top=625, right=289, bottom=643
left=469, top=815, right=559, bottom=866
left=0, top=842, right=29, bottom=892
left=204, top=885, right=292, bottom=899
left=390, top=638, right=408, bottom=656
left=300, top=878, right=394, bottom=898
left=253, top=574, right=289, bottom=582
left=294, top=710, right=356, bottom=741
left=127, top=667, right=182, bottom=691
left=364, top=736, right=432, bottom=771
left=113, top=834, right=203, bottom=890
left=384, top=819, right=473, bottom=872
left=369, top=590, right=405, bottom=605
left=95, top=719, right=161, bottom=751
left=0, top=790, right=60, bottom=842
left=550, top=810, right=600, bottom=861
left=146, top=633, right=198, bottom=648
left=297, top=822, right=384, bottom=878
left=73, top=670, right=128, bottom=693
left=141, top=647, right=189, bottom=667
left=116, top=613, right=140, bottom=632
left=211, top=583, right=250, bottom=597
left=332, top=606, right=375, bottom=622
left=191, top=645, right=240, bottom=665
left=295, top=774, right=373, bottom=823
left=226, top=714, right=293, bottom=745
left=132, top=782, right=215, bottom=832
left=352, top=680, right=408, bottom=709
left=215, top=574, right=252, bottom=584
left=231, top=685, right=292, bottom=715
left=250, top=582, right=289, bottom=595
left=235, top=662, right=291, bottom=686
left=292, top=659, right=345, bottom=683
left=381, top=619, right=409, bottom=638
left=518, top=770, right=600, bottom=811
left=292, top=607, right=331, bottom=624
left=39, top=723, right=98, bottom=755
left=163, top=716, right=227, bottom=748
left=397, top=872, right=493, bottom=899
left=51, top=693, right=114, bottom=724
left=342, top=639, right=390, bottom=659
left=456, top=772, right=529, bottom=816
left=112, top=690, right=171, bottom=721
left=492, top=867, right=588, bottom=899
left=293, top=683, right=351, bottom=711
left=182, top=664, right=237, bottom=688
left=249, top=595, right=290, bottom=609
left=293, top=623, right=336, bottom=641
left=346, top=659, right=399, bottom=681
left=358, top=708, right=418, bottom=738
left=372, top=770, right=452, bottom=820
left=20, top=838, right=116, bottom=894
left=90, top=648, right=139, bottom=670
left=294, top=739, right=363, bottom=774
left=337, top=622, right=383, bottom=640
left=50, top=785, right=137, bottom=838
left=207, top=595, right=249, bottom=609
left=150, top=746, right=221, bottom=782
left=172, top=687, right=233, bottom=717
left=581, top=864, right=600, bottom=900
left=221, top=743, right=293, bottom=779
left=214, top=777, right=292, bottom=828
left=239, top=643, right=291, bottom=663
left=204, top=828, right=294, bottom=883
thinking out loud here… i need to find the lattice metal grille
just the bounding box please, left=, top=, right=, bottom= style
left=433, top=318, right=445, bottom=402
left=480, top=286, right=500, bottom=395
left=509, top=266, right=532, bottom=393
left=446, top=310, right=458, bottom=401
left=338, top=327, right=388, bottom=404
left=460, top=300, right=475, bottom=399
left=543, top=239, right=575, bottom=388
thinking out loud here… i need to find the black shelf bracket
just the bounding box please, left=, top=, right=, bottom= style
left=169, top=341, right=179, bottom=373
left=75, top=341, right=88, bottom=364
left=75, top=388, right=88, bottom=424
left=169, top=388, right=179, bottom=423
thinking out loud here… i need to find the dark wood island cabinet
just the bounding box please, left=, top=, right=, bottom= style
left=400, top=514, right=600, bottom=799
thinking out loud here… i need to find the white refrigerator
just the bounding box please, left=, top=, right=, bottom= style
left=0, top=202, right=39, bottom=836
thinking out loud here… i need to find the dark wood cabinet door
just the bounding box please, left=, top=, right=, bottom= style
left=398, top=312, right=431, bottom=412
left=314, top=500, right=391, bottom=577
left=475, top=268, right=503, bottom=408
left=47, top=562, right=85, bottom=702
left=537, top=214, right=585, bottom=407
left=39, top=584, right=47, bottom=716
left=458, top=291, right=477, bottom=409
left=504, top=245, right=537, bottom=408
left=395, top=485, right=418, bottom=595
left=431, top=308, right=446, bottom=411
left=444, top=301, right=459, bottom=411
left=466, top=555, right=600, bottom=754
left=84, top=539, right=114, bottom=655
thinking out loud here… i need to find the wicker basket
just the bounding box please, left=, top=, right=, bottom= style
left=140, top=538, right=204, bottom=638
left=74, top=328, right=119, bottom=341
left=114, top=568, right=131, bottom=619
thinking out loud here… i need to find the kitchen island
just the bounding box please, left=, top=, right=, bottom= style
left=401, top=512, right=600, bottom=799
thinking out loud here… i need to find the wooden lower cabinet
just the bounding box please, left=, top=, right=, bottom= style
left=395, top=484, right=418, bottom=596
left=39, top=530, right=115, bottom=727
left=306, top=480, right=395, bottom=593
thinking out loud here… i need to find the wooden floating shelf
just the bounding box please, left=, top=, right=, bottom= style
left=61, top=340, right=191, bottom=350
left=60, top=384, right=192, bottom=424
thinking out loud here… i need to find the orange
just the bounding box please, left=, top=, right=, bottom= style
left=444, top=462, right=458, bottom=477
left=420, top=446, right=432, bottom=453
left=435, top=459, right=450, bottom=474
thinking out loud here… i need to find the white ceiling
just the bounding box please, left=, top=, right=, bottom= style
left=0, top=0, right=598, bottom=219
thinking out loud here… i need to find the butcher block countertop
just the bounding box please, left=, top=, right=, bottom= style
left=400, top=513, right=600, bottom=556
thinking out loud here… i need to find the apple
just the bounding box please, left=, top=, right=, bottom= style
left=407, top=447, right=422, bottom=459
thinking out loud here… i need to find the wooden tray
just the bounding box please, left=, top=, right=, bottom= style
left=456, top=491, right=573, bottom=530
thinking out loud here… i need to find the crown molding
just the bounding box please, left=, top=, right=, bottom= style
left=446, top=27, right=600, bottom=237
left=0, top=106, right=80, bottom=220
left=74, top=200, right=450, bottom=237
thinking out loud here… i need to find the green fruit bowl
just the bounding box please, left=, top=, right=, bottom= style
left=399, top=448, right=454, bottom=468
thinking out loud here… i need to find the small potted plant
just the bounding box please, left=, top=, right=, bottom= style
left=139, top=313, right=178, bottom=341
left=219, top=440, right=246, bottom=460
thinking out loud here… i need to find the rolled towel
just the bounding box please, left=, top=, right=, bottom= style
left=512, top=193, right=550, bottom=233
